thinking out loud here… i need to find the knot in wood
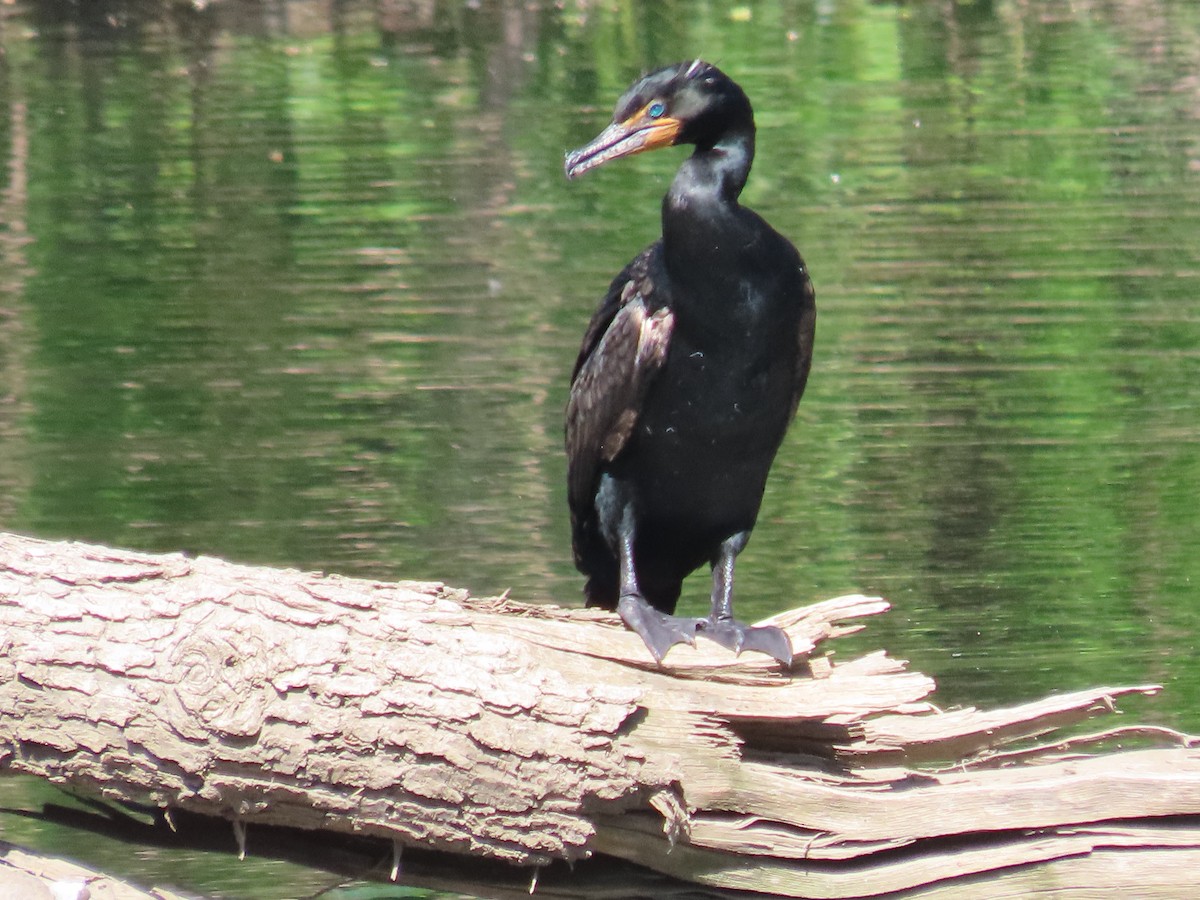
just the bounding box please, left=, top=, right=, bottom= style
left=167, top=608, right=272, bottom=740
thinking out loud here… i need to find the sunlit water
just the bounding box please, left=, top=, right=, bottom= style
left=2, top=1, right=1199, bottom=897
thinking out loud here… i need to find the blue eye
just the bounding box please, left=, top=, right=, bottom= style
left=647, top=100, right=666, bottom=118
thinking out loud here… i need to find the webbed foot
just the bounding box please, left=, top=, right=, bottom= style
left=699, top=619, right=793, bottom=665
left=617, top=593, right=701, bottom=662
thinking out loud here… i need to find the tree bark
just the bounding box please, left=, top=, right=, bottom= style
left=2, top=531, right=1199, bottom=898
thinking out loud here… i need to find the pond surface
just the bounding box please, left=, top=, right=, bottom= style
left=2, top=0, right=1199, bottom=896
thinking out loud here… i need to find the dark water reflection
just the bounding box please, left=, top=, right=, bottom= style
left=2, top=0, right=1200, bottom=895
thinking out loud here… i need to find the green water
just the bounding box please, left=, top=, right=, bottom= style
left=2, top=0, right=1199, bottom=896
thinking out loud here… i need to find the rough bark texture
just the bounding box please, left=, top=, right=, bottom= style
left=2, top=532, right=1199, bottom=899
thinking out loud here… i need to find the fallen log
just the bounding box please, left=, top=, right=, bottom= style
left=0, top=839, right=198, bottom=900
left=1, top=531, right=1198, bottom=898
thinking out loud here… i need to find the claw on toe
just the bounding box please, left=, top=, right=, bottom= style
left=699, top=619, right=793, bottom=665
left=617, top=593, right=700, bottom=662
left=614, top=594, right=792, bottom=665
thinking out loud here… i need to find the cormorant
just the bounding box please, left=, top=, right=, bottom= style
left=563, top=60, right=815, bottom=664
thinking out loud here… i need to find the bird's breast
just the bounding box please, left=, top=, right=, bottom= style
left=639, top=332, right=796, bottom=453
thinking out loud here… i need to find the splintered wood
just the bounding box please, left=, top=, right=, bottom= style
left=1, top=531, right=1198, bottom=898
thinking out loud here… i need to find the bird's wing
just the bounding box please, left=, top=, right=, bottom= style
left=566, top=251, right=674, bottom=514
left=570, top=242, right=660, bottom=382
left=789, top=266, right=818, bottom=419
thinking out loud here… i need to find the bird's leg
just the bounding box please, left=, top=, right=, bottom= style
left=699, top=532, right=793, bottom=664
left=597, top=475, right=699, bottom=662
left=612, top=512, right=702, bottom=662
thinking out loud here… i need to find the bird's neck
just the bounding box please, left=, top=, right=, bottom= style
left=668, top=127, right=755, bottom=211
left=661, top=127, right=756, bottom=278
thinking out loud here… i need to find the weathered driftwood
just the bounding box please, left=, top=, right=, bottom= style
left=2, top=531, right=1199, bottom=899
left=0, top=839, right=198, bottom=900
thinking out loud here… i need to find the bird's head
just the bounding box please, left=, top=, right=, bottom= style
left=564, top=60, right=753, bottom=180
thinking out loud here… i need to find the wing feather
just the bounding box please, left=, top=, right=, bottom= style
left=566, top=248, right=673, bottom=517
left=789, top=267, right=817, bottom=419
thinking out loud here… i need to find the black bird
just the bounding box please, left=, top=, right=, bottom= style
left=563, top=61, right=816, bottom=664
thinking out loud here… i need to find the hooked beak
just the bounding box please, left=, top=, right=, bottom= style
left=564, top=106, right=683, bottom=180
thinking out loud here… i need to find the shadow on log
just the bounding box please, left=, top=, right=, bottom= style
left=2, top=531, right=1199, bottom=898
